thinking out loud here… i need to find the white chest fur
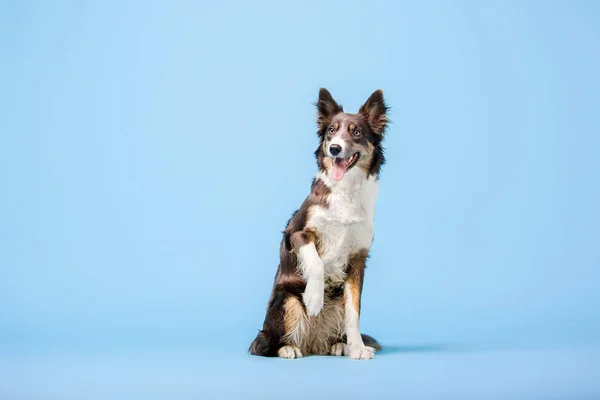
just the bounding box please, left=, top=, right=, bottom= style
left=308, top=170, right=379, bottom=283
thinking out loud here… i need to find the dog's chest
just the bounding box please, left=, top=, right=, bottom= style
left=309, top=178, right=378, bottom=282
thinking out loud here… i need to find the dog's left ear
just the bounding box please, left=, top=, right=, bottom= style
left=359, top=89, right=389, bottom=136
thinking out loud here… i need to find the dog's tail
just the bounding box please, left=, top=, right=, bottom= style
left=362, top=334, right=382, bottom=351
left=249, top=330, right=279, bottom=357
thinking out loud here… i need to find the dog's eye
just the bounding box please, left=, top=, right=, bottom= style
left=328, top=127, right=335, bottom=133
left=353, top=129, right=361, bottom=136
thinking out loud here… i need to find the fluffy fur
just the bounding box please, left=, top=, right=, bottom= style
left=249, top=88, right=389, bottom=360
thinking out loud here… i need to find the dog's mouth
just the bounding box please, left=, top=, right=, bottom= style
left=331, top=152, right=359, bottom=182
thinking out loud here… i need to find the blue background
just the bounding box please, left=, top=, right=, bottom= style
left=1, top=0, right=599, bottom=398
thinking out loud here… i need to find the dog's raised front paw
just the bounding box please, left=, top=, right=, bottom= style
left=347, top=345, right=375, bottom=360
left=302, top=277, right=324, bottom=316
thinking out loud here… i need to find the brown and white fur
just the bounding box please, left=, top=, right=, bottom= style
left=249, top=88, right=389, bottom=360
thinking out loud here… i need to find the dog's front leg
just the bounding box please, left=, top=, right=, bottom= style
left=292, top=230, right=324, bottom=317
left=344, top=250, right=374, bottom=360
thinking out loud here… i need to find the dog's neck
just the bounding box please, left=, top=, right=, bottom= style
left=315, top=167, right=379, bottom=225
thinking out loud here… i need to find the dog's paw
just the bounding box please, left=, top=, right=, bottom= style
left=330, top=342, right=345, bottom=356
left=347, top=345, right=375, bottom=360
left=303, top=277, right=324, bottom=317
left=278, top=345, right=303, bottom=359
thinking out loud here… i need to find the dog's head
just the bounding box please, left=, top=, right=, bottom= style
left=315, top=88, right=389, bottom=182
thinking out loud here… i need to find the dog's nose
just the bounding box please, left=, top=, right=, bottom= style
left=329, top=144, right=342, bottom=156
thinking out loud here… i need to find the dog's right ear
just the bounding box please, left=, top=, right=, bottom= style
left=316, top=88, right=343, bottom=129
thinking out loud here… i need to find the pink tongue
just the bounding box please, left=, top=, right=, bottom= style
left=332, top=159, right=348, bottom=181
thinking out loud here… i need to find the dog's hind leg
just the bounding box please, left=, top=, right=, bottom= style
left=279, top=295, right=309, bottom=358
left=329, top=334, right=381, bottom=356
left=330, top=342, right=346, bottom=356
left=249, top=277, right=308, bottom=358
left=249, top=286, right=288, bottom=357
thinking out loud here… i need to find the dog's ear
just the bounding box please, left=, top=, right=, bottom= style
left=316, top=88, right=343, bottom=128
left=359, top=89, right=389, bottom=136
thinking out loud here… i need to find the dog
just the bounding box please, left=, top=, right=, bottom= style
left=249, top=88, right=389, bottom=360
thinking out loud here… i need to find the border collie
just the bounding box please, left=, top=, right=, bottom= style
left=249, top=88, right=389, bottom=360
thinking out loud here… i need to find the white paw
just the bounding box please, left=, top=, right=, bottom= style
left=347, top=345, right=375, bottom=360
left=330, top=342, right=345, bottom=356
left=303, top=277, right=324, bottom=317
left=278, top=345, right=303, bottom=359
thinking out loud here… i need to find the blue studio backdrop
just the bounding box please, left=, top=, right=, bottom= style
left=1, top=0, right=599, bottom=398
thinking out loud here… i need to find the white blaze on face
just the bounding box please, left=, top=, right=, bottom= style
left=328, top=136, right=346, bottom=156
left=328, top=136, right=353, bottom=182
